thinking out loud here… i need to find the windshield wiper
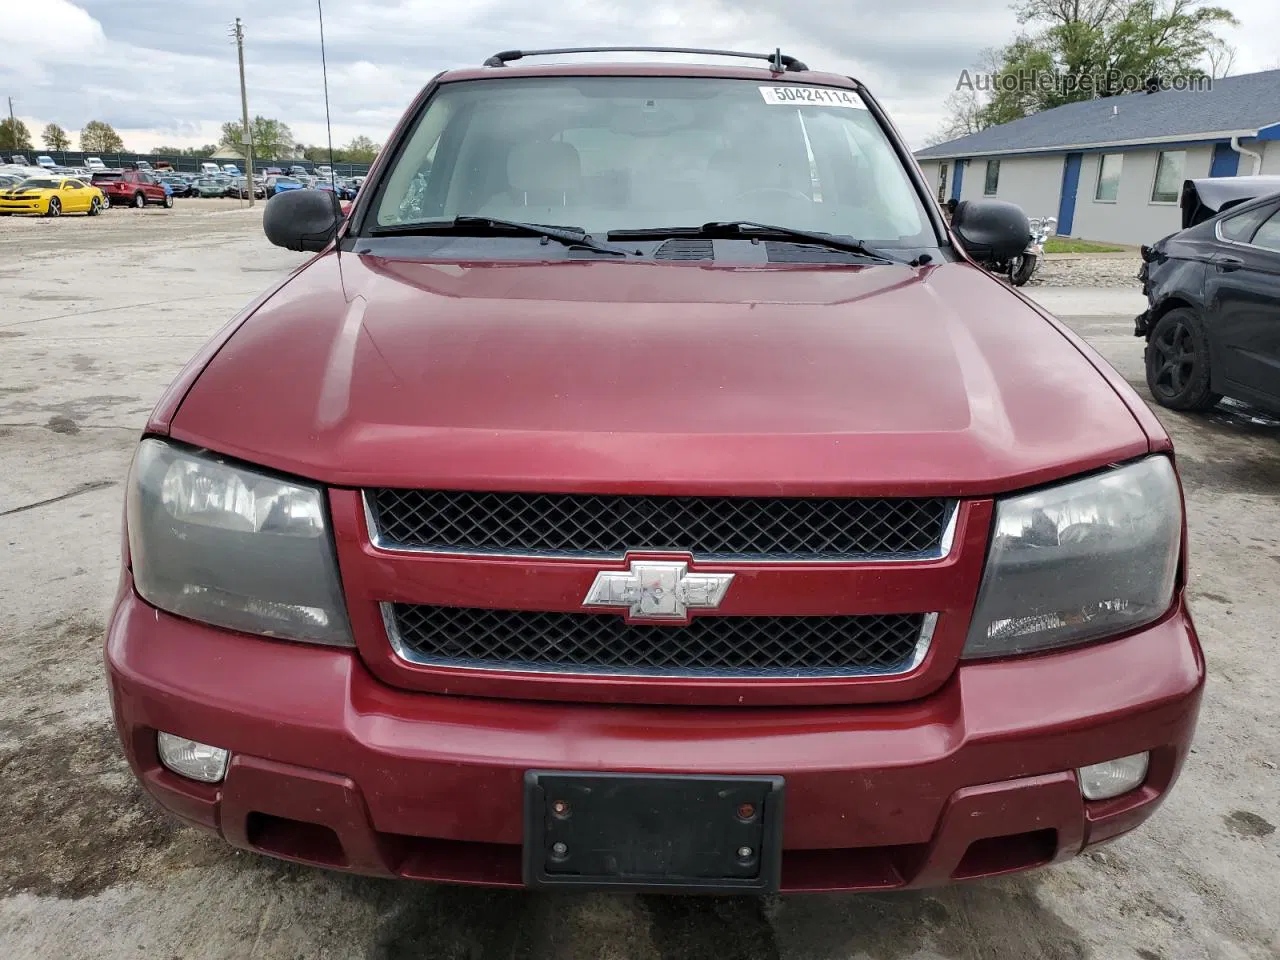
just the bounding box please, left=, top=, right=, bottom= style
left=608, top=221, right=900, bottom=263
left=370, top=216, right=636, bottom=256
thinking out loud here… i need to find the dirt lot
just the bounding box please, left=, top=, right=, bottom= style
left=1, top=206, right=1277, bottom=960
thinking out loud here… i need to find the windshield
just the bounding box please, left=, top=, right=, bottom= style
left=17, top=178, right=60, bottom=190
left=369, top=76, right=932, bottom=247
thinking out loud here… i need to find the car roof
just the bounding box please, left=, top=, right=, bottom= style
left=436, top=61, right=859, bottom=88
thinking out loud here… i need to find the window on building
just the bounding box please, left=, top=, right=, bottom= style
left=1250, top=209, right=1280, bottom=252
left=1151, top=150, right=1186, bottom=203
left=984, top=159, right=1000, bottom=196
left=1095, top=154, right=1122, bottom=202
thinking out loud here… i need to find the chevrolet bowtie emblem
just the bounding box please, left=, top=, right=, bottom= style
left=583, top=561, right=734, bottom=620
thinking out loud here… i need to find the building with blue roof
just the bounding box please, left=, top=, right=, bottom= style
left=913, top=69, right=1280, bottom=245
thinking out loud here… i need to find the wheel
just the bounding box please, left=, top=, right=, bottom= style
left=163, top=194, right=174, bottom=208
left=88, top=197, right=101, bottom=216
left=102, top=195, right=111, bottom=209
left=1145, top=307, right=1221, bottom=411
left=133, top=192, right=145, bottom=208
left=46, top=197, right=61, bottom=217
left=1010, top=254, right=1037, bottom=286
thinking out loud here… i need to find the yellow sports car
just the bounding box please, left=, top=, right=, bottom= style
left=0, top=176, right=106, bottom=217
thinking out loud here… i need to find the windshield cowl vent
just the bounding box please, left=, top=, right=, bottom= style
left=654, top=239, right=715, bottom=261
left=765, top=241, right=869, bottom=263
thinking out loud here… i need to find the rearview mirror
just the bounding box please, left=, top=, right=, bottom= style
left=263, top=188, right=343, bottom=252
left=951, top=199, right=1031, bottom=264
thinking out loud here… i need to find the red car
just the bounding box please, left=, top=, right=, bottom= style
left=106, top=48, right=1203, bottom=894
left=92, top=168, right=172, bottom=209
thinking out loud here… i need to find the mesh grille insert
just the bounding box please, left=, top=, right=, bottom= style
left=369, top=491, right=951, bottom=560
left=388, top=604, right=928, bottom=677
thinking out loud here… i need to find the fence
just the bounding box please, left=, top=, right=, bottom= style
left=13, top=150, right=372, bottom=178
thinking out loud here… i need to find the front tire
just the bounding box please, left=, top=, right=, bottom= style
left=1145, top=307, right=1221, bottom=411
left=88, top=197, right=102, bottom=216
left=133, top=192, right=145, bottom=209
left=46, top=198, right=61, bottom=217
left=1010, top=254, right=1037, bottom=286
left=163, top=194, right=174, bottom=208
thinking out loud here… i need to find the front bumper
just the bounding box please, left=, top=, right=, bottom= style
left=106, top=584, right=1204, bottom=892
left=0, top=200, right=45, bottom=213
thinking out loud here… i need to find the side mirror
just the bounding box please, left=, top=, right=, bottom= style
left=951, top=199, right=1031, bottom=264
left=263, top=188, right=343, bottom=252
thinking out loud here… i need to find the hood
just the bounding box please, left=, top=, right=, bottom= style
left=169, top=255, right=1151, bottom=496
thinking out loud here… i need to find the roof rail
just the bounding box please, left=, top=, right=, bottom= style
left=481, top=46, right=809, bottom=72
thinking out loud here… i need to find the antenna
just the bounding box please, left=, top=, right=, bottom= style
left=317, top=0, right=337, bottom=190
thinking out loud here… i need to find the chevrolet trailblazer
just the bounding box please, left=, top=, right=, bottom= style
left=106, top=47, right=1203, bottom=893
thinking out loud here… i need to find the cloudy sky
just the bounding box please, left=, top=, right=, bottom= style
left=5, top=0, right=1279, bottom=153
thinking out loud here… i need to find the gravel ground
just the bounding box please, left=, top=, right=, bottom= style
left=1, top=216, right=1277, bottom=960
left=1030, top=256, right=1144, bottom=288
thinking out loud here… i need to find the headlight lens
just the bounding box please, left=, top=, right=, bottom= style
left=127, top=438, right=352, bottom=645
left=964, top=456, right=1181, bottom=659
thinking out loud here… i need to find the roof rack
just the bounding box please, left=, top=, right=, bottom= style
left=481, top=46, right=809, bottom=73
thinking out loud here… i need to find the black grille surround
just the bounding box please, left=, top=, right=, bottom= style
left=385, top=604, right=932, bottom=678
left=367, top=490, right=953, bottom=560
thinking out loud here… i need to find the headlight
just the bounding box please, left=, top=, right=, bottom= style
left=964, top=456, right=1181, bottom=659
left=127, top=438, right=352, bottom=645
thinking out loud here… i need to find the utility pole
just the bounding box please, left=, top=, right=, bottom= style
left=5, top=97, right=15, bottom=153
left=232, top=19, right=255, bottom=207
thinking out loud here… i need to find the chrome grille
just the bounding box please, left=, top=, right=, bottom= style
left=368, top=490, right=952, bottom=560
left=385, top=604, right=932, bottom=678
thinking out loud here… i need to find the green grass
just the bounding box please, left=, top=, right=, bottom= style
left=1044, top=237, right=1128, bottom=254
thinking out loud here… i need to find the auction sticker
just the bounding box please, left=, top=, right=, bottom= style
left=759, top=85, right=864, bottom=108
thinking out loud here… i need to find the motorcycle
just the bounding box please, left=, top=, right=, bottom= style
left=1007, top=215, right=1057, bottom=286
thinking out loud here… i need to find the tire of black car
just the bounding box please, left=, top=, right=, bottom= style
left=133, top=192, right=145, bottom=208
left=1144, top=307, right=1222, bottom=411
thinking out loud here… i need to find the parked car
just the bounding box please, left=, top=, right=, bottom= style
left=288, top=164, right=309, bottom=177
left=109, top=47, right=1203, bottom=895
left=9, top=154, right=29, bottom=165
left=199, top=162, right=222, bottom=176
left=226, top=176, right=265, bottom=200
left=0, top=176, right=105, bottom=216
left=1136, top=180, right=1280, bottom=417
left=0, top=174, right=22, bottom=190
left=222, top=164, right=241, bottom=176
left=84, top=157, right=107, bottom=171
left=91, top=169, right=173, bottom=209
left=36, top=155, right=56, bottom=169
left=262, top=166, right=283, bottom=176
left=265, top=175, right=304, bottom=196
left=159, top=175, right=192, bottom=198
left=191, top=177, right=227, bottom=198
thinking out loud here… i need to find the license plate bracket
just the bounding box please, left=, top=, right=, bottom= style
left=523, top=771, right=784, bottom=892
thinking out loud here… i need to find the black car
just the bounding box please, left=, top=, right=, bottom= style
left=1136, top=178, right=1280, bottom=416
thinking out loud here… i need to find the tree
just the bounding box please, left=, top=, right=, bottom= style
left=0, top=117, right=33, bottom=152
left=42, top=123, right=71, bottom=151
left=152, top=144, right=219, bottom=157
left=934, top=0, right=1239, bottom=141
left=81, top=120, right=125, bottom=153
left=220, top=117, right=294, bottom=159
left=344, top=135, right=380, bottom=162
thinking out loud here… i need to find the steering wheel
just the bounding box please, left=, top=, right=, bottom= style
left=731, top=186, right=812, bottom=203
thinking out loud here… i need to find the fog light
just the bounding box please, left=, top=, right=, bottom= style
left=1078, top=752, right=1149, bottom=800
left=157, top=732, right=229, bottom=784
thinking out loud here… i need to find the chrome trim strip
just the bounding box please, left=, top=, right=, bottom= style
left=381, top=603, right=940, bottom=680
left=362, top=491, right=960, bottom=566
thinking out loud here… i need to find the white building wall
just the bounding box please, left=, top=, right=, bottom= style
left=976, top=155, right=1065, bottom=218
left=1259, top=141, right=1280, bottom=175
left=1069, top=145, right=1213, bottom=245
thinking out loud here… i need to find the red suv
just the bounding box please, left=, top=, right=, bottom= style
left=106, top=48, right=1203, bottom=894
left=92, top=168, right=172, bottom=209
